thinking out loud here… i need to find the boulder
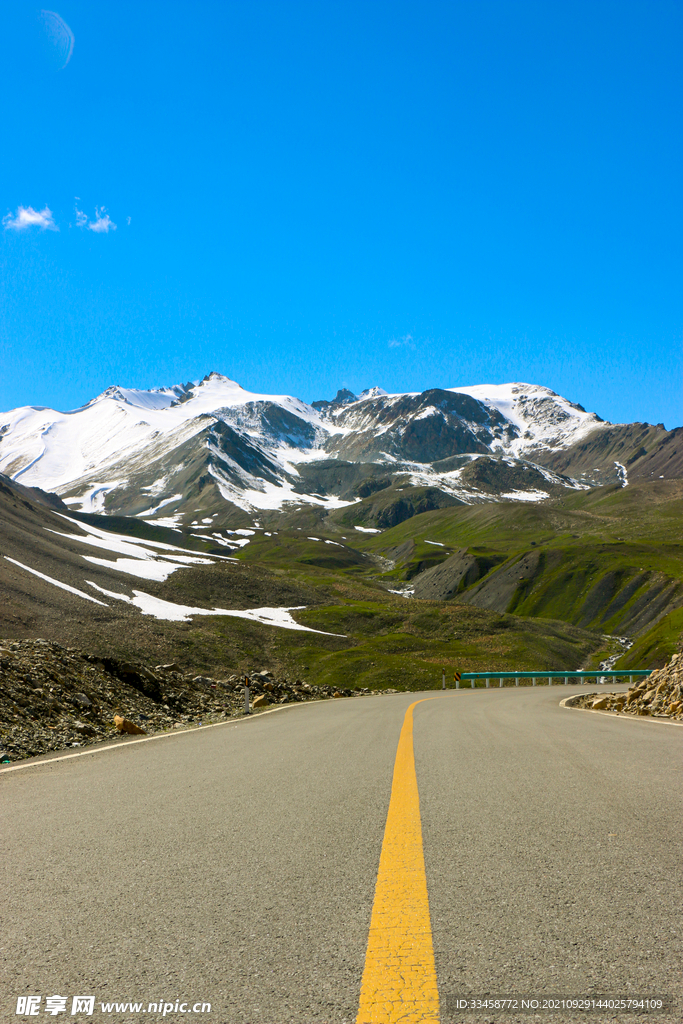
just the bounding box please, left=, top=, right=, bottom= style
left=113, top=715, right=147, bottom=735
left=252, top=694, right=270, bottom=709
left=74, top=721, right=97, bottom=736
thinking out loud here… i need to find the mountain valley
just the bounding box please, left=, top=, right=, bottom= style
left=1, top=373, right=681, bottom=748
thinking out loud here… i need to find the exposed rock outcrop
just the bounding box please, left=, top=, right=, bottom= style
left=571, top=654, right=683, bottom=720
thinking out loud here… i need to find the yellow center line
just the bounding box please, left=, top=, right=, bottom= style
left=357, top=698, right=444, bottom=1024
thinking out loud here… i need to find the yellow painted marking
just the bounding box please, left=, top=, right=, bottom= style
left=357, top=699, right=442, bottom=1024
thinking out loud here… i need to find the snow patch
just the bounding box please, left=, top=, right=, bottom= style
left=136, top=494, right=183, bottom=517
left=208, top=462, right=358, bottom=512
left=388, top=586, right=415, bottom=599
left=499, top=489, right=550, bottom=502
left=81, top=555, right=195, bottom=581
left=4, top=557, right=109, bottom=606
left=143, top=515, right=183, bottom=530
left=47, top=515, right=216, bottom=578
left=85, top=581, right=345, bottom=634
left=69, top=482, right=125, bottom=514
left=614, top=461, right=628, bottom=487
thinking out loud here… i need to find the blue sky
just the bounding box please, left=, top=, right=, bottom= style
left=1, top=0, right=681, bottom=428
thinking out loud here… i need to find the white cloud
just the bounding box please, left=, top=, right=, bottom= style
left=75, top=205, right=117, bottom=233
left=88, top=207, right=116, bottom=233
left=3, top=205, right=58, bottom=231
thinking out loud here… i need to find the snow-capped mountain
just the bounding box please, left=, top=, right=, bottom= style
left=0, top=373, right=676, bottom=526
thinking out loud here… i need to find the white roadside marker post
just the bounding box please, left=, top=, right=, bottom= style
left=442, top=669, right=445, bottom=690
left=244, top=676, right=250, bottom=715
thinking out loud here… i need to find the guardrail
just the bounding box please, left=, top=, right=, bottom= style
left=448, top=670, right=654, bottom=689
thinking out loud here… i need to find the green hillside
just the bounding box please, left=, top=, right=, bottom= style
left=4, top=474, right=679, bottom=689
left=329, top=480, right=683, bottom=669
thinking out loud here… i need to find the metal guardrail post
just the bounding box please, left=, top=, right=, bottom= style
left=532, top=677, right=536, bottom=686
left=564, top=676, right=568, bottom=685
left=499, top=677, right=503, bottom=688
left=471, top=677, right=475, bottom=689
left=515, top=675, right=519, bottom=686
left=486, top=677, right=490, bottom=688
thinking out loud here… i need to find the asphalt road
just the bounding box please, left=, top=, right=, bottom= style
left=1, top=686, right=681, bottom=1024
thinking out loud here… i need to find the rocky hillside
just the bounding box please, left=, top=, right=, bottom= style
left=0, top=638, right=362, bottom=763
left=570, top=653, right=683, bottom=719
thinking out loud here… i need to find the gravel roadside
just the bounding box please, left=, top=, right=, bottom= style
left=0, top=638, right=379, bottom=762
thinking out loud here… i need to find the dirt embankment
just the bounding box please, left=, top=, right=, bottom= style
left=571, top=654, right=683, bottom=720
left=0, top=639, right=363, bottom=762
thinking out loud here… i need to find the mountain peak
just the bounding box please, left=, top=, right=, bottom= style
left=89, top=384, right=180, bottom=411
left=200, top=371, right=243, bottom=388
left=311, top=388, right=357, bottom=411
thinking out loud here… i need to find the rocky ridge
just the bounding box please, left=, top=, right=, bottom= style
left=0, top=639, right=377, bottom=763
left=2, top=373, right=679, bottom=522
left=571, top=654, right=683, bottom=719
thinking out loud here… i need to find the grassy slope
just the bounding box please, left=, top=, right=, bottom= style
left=169, top=480, right=682, bottom=681
left=197, top=527, right=608, bottom=687
left=332, top=481, right=683, bottom=668
left=7, top=480, right=677, bottom=687
left=170, top=579, right=604, bottom=692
